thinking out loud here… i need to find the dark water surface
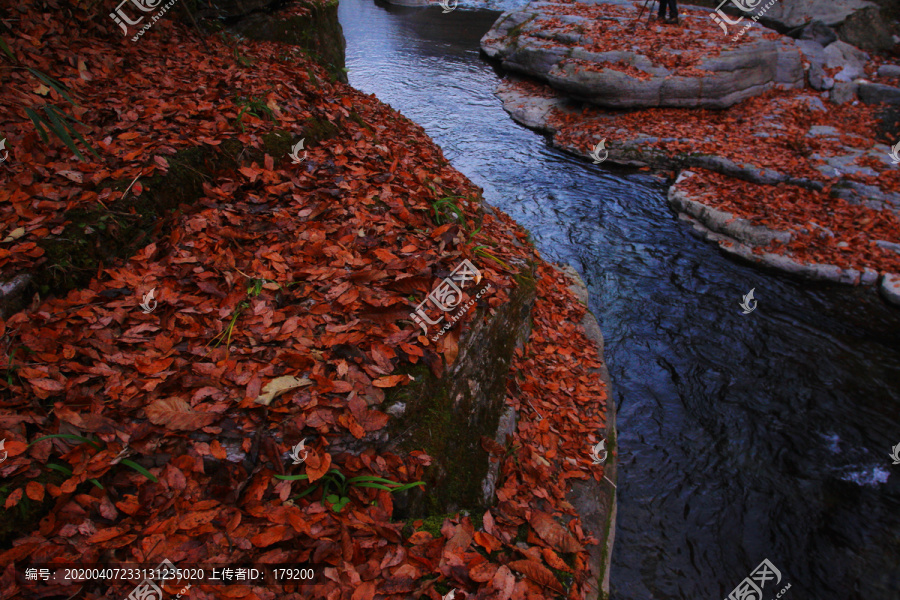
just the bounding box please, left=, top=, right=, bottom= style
left=337, top=2, right=900, bottom=598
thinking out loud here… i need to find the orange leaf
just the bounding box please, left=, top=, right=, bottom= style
left=507, top=560, right=564, bottom=594
left=474, top=531, right=502, bottom=553
left=29, top=378, right=64, bottom=392
left=540, top=547, right=572, bottom=573
left=372, top=375, right=407, bottom=388
left=351, top=582, right=375, bottom=600
left=210, top=440, right=227, bottom=460
left=442, top=330, right=459, bottom=365
left=3, top=439, right=27, bottom=458
left=25, top=482, right=44, bottom=502
left=529, top=511, right=584, bottom=553
left=178, top=510, right=219, bottom=530
left=145, top=397, right=218, bottom=431
left=305, top=450, right=332, bottom=483
left=4, top=488, right=22, bottom=509
left=491, top=565, right=516, bottom=600
left=250, top=525, right=292, bottom=547
left=87, top=527, right=130, bottom=544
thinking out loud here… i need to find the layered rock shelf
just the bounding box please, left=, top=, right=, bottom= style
left=481, top=0, right=900, bottom=307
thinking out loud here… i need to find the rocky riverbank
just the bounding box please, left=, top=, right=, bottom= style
left=481, top=0, right=900, bottom=306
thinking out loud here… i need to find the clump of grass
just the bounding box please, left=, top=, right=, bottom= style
left=234, top=95, right=277, bottom=132
left=275, top=468, right=425, bottom=513
left=27, top=433, right=159, bottom=486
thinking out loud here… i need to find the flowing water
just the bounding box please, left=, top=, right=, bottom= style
left=337, top=2, right=900, bottom=598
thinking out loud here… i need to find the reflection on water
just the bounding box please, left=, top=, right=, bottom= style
left=339, top=1, right=900, bottom=598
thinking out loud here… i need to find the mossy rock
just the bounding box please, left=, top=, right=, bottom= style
left=229, top=0, right=348, bottom=83
left=2, top=130, right=297, bottom=316
left=386, top=264, right=538, bottom=518
left=34, top=140, right=244, bottom=296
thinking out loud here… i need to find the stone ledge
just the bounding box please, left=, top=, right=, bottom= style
left=558, top=263, right=617, bottom=600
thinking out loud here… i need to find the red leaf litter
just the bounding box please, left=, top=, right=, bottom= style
left=0, top=2, right=611, bottom=599
left=503, top=79, right=899, bottom=276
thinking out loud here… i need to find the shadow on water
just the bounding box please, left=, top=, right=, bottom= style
left=338, top=0, right=900, bottom=597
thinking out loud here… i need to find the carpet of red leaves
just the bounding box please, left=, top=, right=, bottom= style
left=493, top=0, right=900, bottom=277
left=680, top=169, right=900, bottom=273
left=0, top=2, right=611, bottom=599
left=502, top=75, right=900, bottom=274
left=532, top=0, right=785, bottom=75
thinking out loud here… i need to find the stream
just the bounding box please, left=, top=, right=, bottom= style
left=337, top=1, right=900, bottom=598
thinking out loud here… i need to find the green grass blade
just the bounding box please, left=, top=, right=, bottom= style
left=293, top=484, right=320, bottom=500
left=24, top=107, right=50, bottom=143
left=46, top=463, right=73, bottom=476
left=42, top=105, right=86, bottom=161
left=351, top=482, right=396, bottom=492
left=27, top=68, right=75, bottom=105
left=60, top=115, right=100, bottom=158
left=89, top=479, right=104, bottom=490
left=120, top=459, right=158, bottom=483
left=0, top=36, right=16, bottom=62
left=384, top=481, right=425, bottom=492
left=29, top=433, right=101, bottom=450
left=273, top=474, right=310, bottom=481
left=355, top=481, right=425, bottom=493
left=347, top=475, right=400, bottom=485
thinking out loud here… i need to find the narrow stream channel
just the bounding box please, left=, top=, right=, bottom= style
left=337, top=2, right=900, bottom=598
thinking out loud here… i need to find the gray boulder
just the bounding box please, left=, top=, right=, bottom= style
left=880, top=274, right=900, bottom=307
left=878, top=64, right=900, bottom=79
left=481, top=3, right=805, bottom=110
left=838, top=5, right=898, bottom=52
left=823, top=41, right=869, bottom=82
left=796, top=40, right=834, bottom=91
left=857, top=82, right=900, bottom=105
left=763, top=0, right=877, bottom=28
left=830, top=80, right=859, bottom=104
left=797, top=20, right=839, bottom=47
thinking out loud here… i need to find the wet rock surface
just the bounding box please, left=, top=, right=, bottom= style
left=482, top=0, right=806, bottom=109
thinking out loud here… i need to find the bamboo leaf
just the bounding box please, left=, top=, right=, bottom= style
left=120, top=459, right=158, bottom=482
left=24, top=107, right=50, bottom=143
left=27, top=68, right=75, bottom=105
left=292, top=484, right=320, bottom=500
left=58, top=111, right=100, bottom=158
left=29, top=433, right=101, bottom=450
left=42, top=105, right=86, bottom=160
left=46, top=463, right=73, bottom=476
left=0, top=36, right=16, bottom=62
left=351, top=482, right=395, bottom=492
